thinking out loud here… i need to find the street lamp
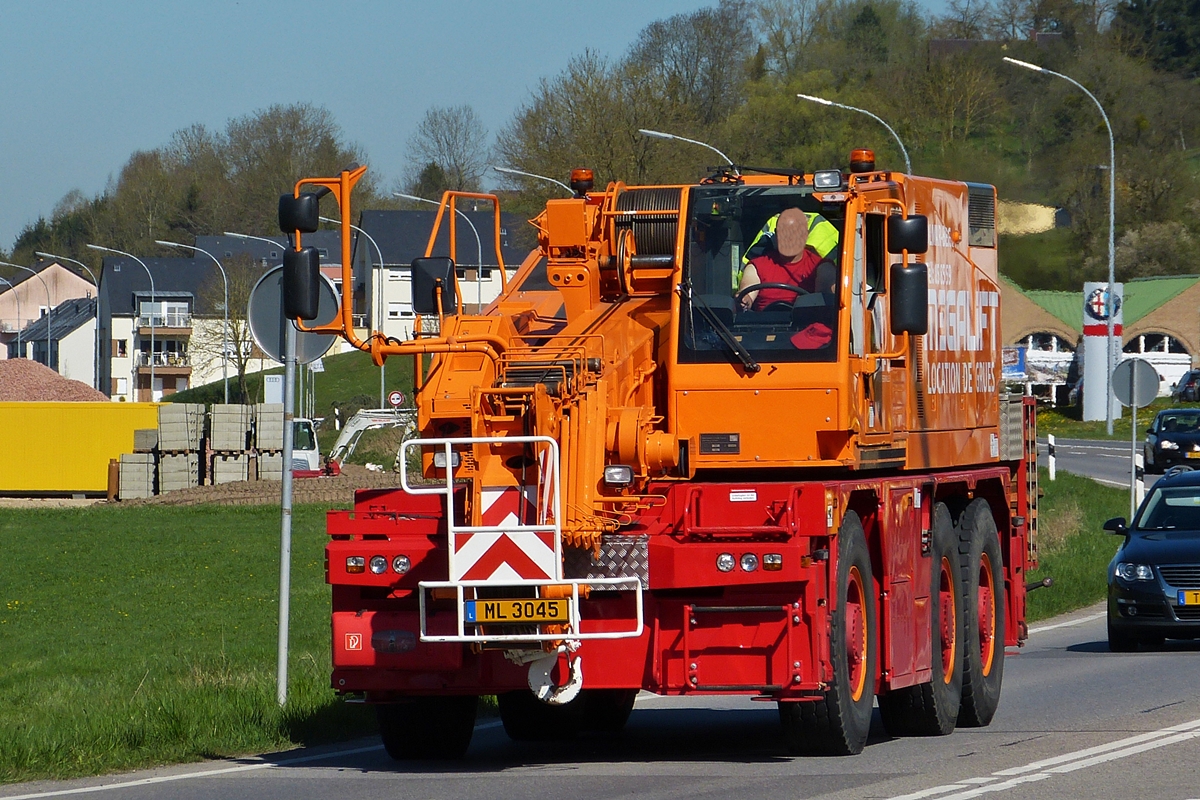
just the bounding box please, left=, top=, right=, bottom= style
left=156, top=240, right=230, bottom=403
left=35, top=251, right=101, bottom=390
left=0, top=261, right=53, bottom=370
left=393, top=192, right=485, bottom=310
left=637, top=129, right=738, bottom=175
left=88, top=244, right=156, bottom=401
left=796, top=94, right=912, bottom=175
left=319, top=216, right=388, bottom=408
left=0, top=277, right=21, bottom=357
left=1003, top=55, right=1117, bottom=435
left=490, top=165, right=572, bottom=194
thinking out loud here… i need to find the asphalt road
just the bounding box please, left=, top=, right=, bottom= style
left=1040, top=437, right=1163, bottom=492
left=5, top=608, right=1199, bottom=800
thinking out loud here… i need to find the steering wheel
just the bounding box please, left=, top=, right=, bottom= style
left=735, top=282, right=809, bottom=312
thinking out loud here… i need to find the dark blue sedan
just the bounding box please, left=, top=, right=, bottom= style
left=1144, top=409, right=1200, bottom=474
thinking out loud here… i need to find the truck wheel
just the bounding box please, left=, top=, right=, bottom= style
left=879, top=503, right=963, bottom=736
left=582, top=689, right=638, bottom=733
left=780, top=511, right=877, bottom=756
left=957, top=499, right=1005, bottom=728
left=377, top=695, right=477, bottom=760
left=498, top=690, right=585, bottom=741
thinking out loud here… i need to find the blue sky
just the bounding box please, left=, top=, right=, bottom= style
left=0, top=0, right=944, bottom=251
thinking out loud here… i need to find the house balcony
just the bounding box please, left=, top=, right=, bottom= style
left=137, top=313, right=192, bottom=336
left=134, top=351, right=192, bottom=375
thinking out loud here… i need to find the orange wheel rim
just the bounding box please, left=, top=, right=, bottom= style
left=846, top=566, right=868, bottom=702
left=978, top=552, right=996, bottom=675
left=938, top=556, right=957, bottom=683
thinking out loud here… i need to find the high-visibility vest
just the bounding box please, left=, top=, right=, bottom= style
left=735, top=212, right=839, bottom=288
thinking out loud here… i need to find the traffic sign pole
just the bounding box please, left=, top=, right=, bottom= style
left=277, top=319, right=296, bottom=707
left=1113, top=358, right=1158, bottom=521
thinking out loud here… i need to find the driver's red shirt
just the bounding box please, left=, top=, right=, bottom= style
left=747, top=248, right=822, bottom=310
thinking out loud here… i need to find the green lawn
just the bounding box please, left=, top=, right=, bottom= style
left=1037, top=396, right=1178, bottom=441
left=1026, top=468, right=1126, bottom=621
left=0, top=503, right=375, bottom=783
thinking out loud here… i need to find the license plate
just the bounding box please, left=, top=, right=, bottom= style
left=1178, top=590, right=1200, bottom=605
left=1186, top=452, right=1200, bottom=460
left=464, top=598, right=569, bottom=624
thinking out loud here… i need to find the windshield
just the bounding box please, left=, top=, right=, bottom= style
left=679, top=185, right=845, bottom=365
left=293, top=421, right=317, bottom=452
left=1156, top=412, right=1200, bottom=433
left=1135, top=486, right=1200, bottom=530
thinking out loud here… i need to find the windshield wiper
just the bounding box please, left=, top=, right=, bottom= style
left=691, top=291, right=760, bottom=373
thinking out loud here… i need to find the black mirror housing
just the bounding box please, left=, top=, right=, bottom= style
left=888, top=214, right=928, bottom=254
left=283, top=247, right=321, bottom=320
left=1103, top=517, right=1128, bottom=534
left=890, top=262, right=928, bottom=335
left=411, top=256, right=458, bottom=315
left=278, top=193, right=321, bottom=234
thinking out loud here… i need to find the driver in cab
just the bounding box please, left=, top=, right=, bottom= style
left=737, top=208, right=828, bottom=311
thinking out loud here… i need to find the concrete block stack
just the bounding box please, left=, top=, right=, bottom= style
left=156, top=403, right=204, bottom=491
left=209, top=404, right=252, bottom=452
left=118, top=453, right=155, bottom=500
left=254, top=404, right=285, bottom=481
left=211, top=453, right=250, bottom=484
left=133, top=428, right=158, bottom=453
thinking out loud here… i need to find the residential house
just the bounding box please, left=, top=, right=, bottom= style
left=0, top=260, right=96, bottom=360
left=8, top=297, right=98, bottom=387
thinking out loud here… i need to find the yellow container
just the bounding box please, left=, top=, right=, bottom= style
left=0, top=402, right=161, bottom=494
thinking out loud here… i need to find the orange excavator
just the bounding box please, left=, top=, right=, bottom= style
left=279, top=151, right=1036, bottom=758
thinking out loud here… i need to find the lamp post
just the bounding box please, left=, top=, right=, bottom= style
left=1003, top=56, right=1117, bottom=435
left=0, top=261, right=53, bottom=370
left=156, top=240, right=230, bottom=403
left=490, top=165, right=572, bottom=194
left=796, top=94, right=912, bottom=174
left=0, top=277, right=21, bottom=357
left=393, top=192, right=485, bottom=310
left=35, top=251, right=101, bottom=390
left=89, top=245, right=156, bottom=401
left=319, top=216, right=387, bottom=408
left=637, top=129, right=738, bottom=175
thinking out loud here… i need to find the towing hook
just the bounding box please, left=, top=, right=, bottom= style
left=527, top=647, right=583, bottom=705
left=1026, top=576, right=1054, bottom=592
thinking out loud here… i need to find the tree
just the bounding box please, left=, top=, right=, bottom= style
left=404, top=105, right=488, bottom=195
left=188, top=253, right=264, bottom=402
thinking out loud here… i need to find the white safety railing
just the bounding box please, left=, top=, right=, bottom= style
left=400, top=435, right=643, bottom=644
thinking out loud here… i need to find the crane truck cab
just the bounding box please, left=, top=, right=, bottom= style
left=279, top=155, right=1035, bottom=762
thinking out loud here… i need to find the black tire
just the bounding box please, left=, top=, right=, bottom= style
left=1107, top=617, right=1139, bottom=652
left=780, top=511, right=877, bottom=756
left=582, top=689, right=638, bottom=733
left=879, top=503, right=963, bottom=737
left=957, top=499, right=1006, bottom=728
left=377, top=695, right=478, bottom=760
left=498, top=690, right=585, bottom=741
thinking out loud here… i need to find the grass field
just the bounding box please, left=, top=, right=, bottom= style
left=1036, top=396, right=1180, bottom=441
left=0, top=503, right=375, bottom=783
left=0, top=467, right=1125, bottom=783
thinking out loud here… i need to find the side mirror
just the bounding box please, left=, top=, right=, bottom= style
left=278, top=193, right=321, bottom=234
left=1103, top=517, right=1128, bottom=534
left=283, top=247, right=321, bottom=320
left=411, top=256, right=458, bottom=315
left=888, top=214, right=928, bottom=254
left=890, top=262, right=928, bottom=336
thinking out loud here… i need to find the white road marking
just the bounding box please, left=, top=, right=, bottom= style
left=1026, top=611, right=1105, bottom=634
left=885, top=718, right=1200, bottom=800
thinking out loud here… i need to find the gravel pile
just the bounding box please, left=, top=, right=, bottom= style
left=0, top=358, right=108, bottom=402
left=120, top=464, right=404, bottom=507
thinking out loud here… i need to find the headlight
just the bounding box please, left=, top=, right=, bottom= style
left=432, top=451, right=461, bottom=468
left=603, top=465, right=634, bottom=486
left=346, top=556, right=365, bottom=574
left=1160, top=440, right=1179, bottom=451
left=740, top=553, right=759, bottom=572
left=392, top=555, right=411, bottom=574
left=369, top=555, right=388, bottom=575
left=1115, top=562, right=1154, bottom=581
left=716, top=553, right=735, bottom=573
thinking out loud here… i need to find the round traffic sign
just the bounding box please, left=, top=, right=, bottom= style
left=247, top=265, right=339, bottom=365
left=388, top=390, right=406, bottom=408
left=1112, top=358, right=1159, bottom=409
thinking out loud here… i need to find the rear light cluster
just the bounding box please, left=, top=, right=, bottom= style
left=716, top=552, right=783, bottom=573
left=345, top=555, right=412, bottom=575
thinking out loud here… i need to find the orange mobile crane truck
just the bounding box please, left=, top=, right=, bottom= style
left=278, top=150, right=1037, bottom=759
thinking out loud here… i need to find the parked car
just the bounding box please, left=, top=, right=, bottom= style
left=1106, top=468, right=1200, bottom=651
left=1172, top=369, right=1200, bottom=402
left=1144, top=409, right=1200, bottom=474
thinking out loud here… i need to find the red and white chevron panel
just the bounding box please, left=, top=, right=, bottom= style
left=452, top=486, right=558, bottom=582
